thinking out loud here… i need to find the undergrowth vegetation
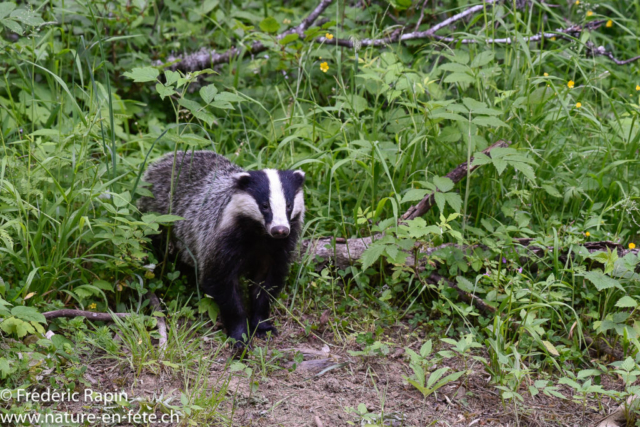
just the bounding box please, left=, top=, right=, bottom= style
left=1, top=0, right=640, bottom=424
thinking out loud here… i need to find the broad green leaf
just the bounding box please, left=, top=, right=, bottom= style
left=1, top=18, right=22, bottom=34
left=165, top=70, right=180, bottom=86
left=361, top=244, right=386, bottom=271
left=259, top=17, right=280, bottom=33
left=456, top=276, right=474, bottom=292
left=616, top=296, right=638, bottom=308
left=430, top=112, right=467, bottom=122
left=542, top=184, right=561, bottom=198
left=215, top=92, right=244, bottom=103
left=470, top=51, right=495, bottom=68
left=279, top=33, right=299, bottom=44
left=401, top=189, right=430, bottom=203
left=0, top=3, right=16, bottom=19
left=433, top=176, right=454, bottom=192
left=444, top=73, right=475, bottom=84
left=10, top=9, right=44, bottom=26
left=462, top=98, right=487, bottom=110
left=124, top=67, right=159, bottom=83
left=583, top=271, right=624, bottom=292
left=444, top=193, right=462, bottom=212
left=93, top=280, right=114, bottom=291
left=472, top=116, right=508, bottom=128
left=470, top=152, right=492, bottom=166
left=420, top=340, right=432, bottom=358
left=11, top=306, right=46, bottom=323
left=0, top=317, right=35, bottom=337
left=156, top=83, right=175, bottom=100
left=492, top=158, right=508, bottom=175
left=200, top=84, right=218, bottom=104
left=0, top=357, right=13, bottom=379
left=439, top=63, right=472, bottom=73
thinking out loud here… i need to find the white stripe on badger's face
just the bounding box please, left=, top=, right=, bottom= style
left=264, top=169, right=289, bottom=235
left=218, top=193, right=264, bottom=230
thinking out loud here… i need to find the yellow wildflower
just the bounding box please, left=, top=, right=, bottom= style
left=283, top=18, right=291, bottom=25
left=544, top=72, right=549, bottom=77
left=606, top=20, right=613, bottom=28
left=575, top=0, right=579, bottom=4
left=630, top=242, right=637, bottom=250
left=576, top=102, right=582, bottom=108
left=89, top=303, right=97, bottom=310
left=551, top=37, right=556, bottom=41
left=325, top=33, right=334, bottom=40
left=586, top=11, right=593, bottom=17
left=636, top=85, right=640, bottom=91
left=568, top=80, right=575, bottom=89
left=585, top=231, right=590, bottom=237
left=320, top=62, right=329, bottom=72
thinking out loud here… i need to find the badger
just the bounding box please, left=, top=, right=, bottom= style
left=138, top=151, right=305, bottom=346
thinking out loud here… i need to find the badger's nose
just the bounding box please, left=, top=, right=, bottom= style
left=270, top=226, right=290, bottom=238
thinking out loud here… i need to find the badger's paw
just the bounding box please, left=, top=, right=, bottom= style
left=227, top=326, right=250, bottom=353
left=252, top=322, right=278, bottom=339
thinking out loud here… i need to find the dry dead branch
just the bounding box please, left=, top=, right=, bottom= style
left=156, top=0, right=639, bottom=72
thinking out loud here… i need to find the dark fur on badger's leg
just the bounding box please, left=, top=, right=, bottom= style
left=202, top=266, right=249, bottom=346
left=249, top=263, right=289, bottom=338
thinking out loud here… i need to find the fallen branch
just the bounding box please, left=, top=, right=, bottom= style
left=158, top=0, right=639, bottom=72
left=402, top=140, right=510, bottom=221
left=158, top=0, right=333, bottom=71
left=301, top=234, right=636, bottom=271
left=43, top=310, right=129, bottom=321
left=44, top=292, right=168, bottom=350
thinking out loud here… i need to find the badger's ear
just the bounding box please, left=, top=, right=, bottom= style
left=232, top=172, right=252, bottom=189
left=292, top=170, right=305, bottom=187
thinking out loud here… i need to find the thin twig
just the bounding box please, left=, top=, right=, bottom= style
left=414, top=0, right=430, bottom=31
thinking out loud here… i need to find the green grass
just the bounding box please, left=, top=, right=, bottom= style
left=1, top=0, right=640, bottom=424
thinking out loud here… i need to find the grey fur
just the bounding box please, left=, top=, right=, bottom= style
left=138, top=151, right=245, bottom=274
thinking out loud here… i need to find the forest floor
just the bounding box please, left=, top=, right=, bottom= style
left=50, top=310, right=622, bottom=427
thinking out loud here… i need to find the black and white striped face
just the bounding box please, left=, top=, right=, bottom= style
left=221, top=169, right=305, bottom=238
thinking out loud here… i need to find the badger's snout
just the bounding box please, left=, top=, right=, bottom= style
left=270, top=225, right=290, bottom=238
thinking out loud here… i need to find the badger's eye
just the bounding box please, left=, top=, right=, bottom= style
left=286, top=203, right=292, bottom=211
left=262, top=202, right=269, bottom=210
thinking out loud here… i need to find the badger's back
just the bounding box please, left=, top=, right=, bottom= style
left=138, top=151, right=246, bottom=268
left=138, top=151, right=243, bottom=216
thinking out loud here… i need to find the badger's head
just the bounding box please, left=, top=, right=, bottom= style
left=222, top=169, right=305, bottom=239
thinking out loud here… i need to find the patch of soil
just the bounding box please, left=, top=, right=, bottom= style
left=53, top=316, right=621, bottom=426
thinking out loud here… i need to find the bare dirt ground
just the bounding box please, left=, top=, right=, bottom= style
left=55, top=316, right=623, bottom=427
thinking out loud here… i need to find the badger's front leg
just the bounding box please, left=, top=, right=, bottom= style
left=202, top=267, right=249, bottom=346
left=250, top=264, right=288, bottom=338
